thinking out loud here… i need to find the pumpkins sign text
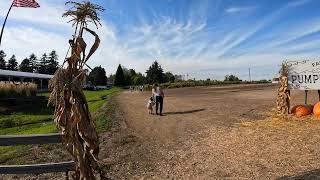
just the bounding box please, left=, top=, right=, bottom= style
left=287, top=60, right=320, bottom=90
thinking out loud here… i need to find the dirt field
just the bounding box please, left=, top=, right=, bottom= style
left=101, top=84, right=320, bottom=179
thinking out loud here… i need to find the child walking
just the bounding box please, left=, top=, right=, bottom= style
left=146, top=97, right=155, bottom=114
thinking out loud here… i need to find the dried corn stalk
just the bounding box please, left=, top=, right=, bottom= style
left=276, top=62, right=290, bottom=115
left=48, top=1, right=105, bottom=179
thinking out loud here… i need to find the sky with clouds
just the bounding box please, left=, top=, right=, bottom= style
left=0, top=0, right=319, bottom=80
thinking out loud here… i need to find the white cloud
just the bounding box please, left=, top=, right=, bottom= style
left=288, top=0, right=311, bottom=7
left=225, top=6, right=256, bottom=14
left=0, top=0, right=68, bottom=27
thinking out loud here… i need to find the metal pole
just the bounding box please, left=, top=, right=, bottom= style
left=0, top=1, right=14, bottom=47
left=249, top=68, right=251, bottom=82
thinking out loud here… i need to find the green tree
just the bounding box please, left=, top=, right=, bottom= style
left=29, top=53, right=37, bottom=73
left=224, top=74, right=240, bottom=81
left=38, top=53, right=48, bottom=74
left=133, top=73, right=146, bottom=85
left=122, top=68, right=137, bottom=85
left=6, top=55, right=18, bottom=71
left=19, top=58, right=33, bottom=72
left=47, top=50, right=59, bottom=75
left=146, top=61, right=164, bottom=84
left=108, top=74, right=115, bottom=84
left=164, top=72, right=175, bottom=83
left=88, top=66, right=107, bottom=86
left=0, top=50, right=6, bottom=69
left=114, top=64, right=125, bottom=86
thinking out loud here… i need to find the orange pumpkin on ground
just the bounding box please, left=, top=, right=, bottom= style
left=291, top=105, right=313, bottom=117
left=313, top=102, right=320, bottom=117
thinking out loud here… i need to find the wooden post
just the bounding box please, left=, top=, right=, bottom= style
left=65, top=171, right=69, bottom=180
left=305, top=90, right=308, bottom=104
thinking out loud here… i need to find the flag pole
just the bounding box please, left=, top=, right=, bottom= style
left=0, top=1, right=14, bottom=47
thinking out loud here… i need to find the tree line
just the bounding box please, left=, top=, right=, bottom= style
left=0, top=50, right=59, bottom=75
left=112, top=61, right=178, bottom=87
left=0, top=49, right=262, bottom=87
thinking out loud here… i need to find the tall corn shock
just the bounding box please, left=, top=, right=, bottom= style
left=48, top=1, right=105, bottom=179
left=276, top=62, right=290, bottom=115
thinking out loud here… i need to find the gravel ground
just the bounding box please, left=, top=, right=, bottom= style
left=101, top=84, right=320, bottom=179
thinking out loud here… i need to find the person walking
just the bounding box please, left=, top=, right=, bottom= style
left=152, top=83, right=164, bottom=116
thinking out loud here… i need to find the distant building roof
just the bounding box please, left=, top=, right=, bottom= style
left=0, top=69, right=53, bottom=79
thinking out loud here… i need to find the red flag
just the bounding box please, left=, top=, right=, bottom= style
left=13, top=0, right=40, bottom=8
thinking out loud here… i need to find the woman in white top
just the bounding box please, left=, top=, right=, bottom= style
left=152, top=83, right=164, bottom=116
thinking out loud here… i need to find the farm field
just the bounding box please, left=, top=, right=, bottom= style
left=99, top=84, right=320, bottom=179
left=0, top=87, right=122, bottom=165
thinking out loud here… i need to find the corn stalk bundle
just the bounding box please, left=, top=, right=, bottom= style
left=276, top=62, right=290, bottom=115
left=48, top=1, right=105, bottom=179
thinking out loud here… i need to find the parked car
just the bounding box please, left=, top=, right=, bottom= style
left=84, top=81, right=95, bottom=90
left=95, top=84, right=113, bottom=90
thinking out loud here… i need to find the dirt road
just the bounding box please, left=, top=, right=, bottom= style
left=101, top=84, right=320, bottom=179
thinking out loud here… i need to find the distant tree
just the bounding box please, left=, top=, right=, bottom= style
left=123, top=68, right=137, bottom=85
left=146, top=61, right=164, bottom=84
left=6, top=55, right=18, bottom=71
left=114, top=64, right=125, bottom=86
left=164, top=72, right=175, bottom=83
left=224, top=74, right=240, bottom=81
left=38, top=53, right=48, bottom=74
left=108, top=74, right=115, bottom=84
left=129, top=69, right=136, bottom=77
left=88, top=66, right=107, bottom=86
left=47, top=50, right=59, bottom=75
left=173, top=75, right=183, bottom=82
left=122, top=67, right=130, bottom=85
left=29, top=53, right=37, bottom=72
left=133, top=73, right=146, bottom=85
left=0, top=50, right=6, bottom=69
left=19, top=58, right=33, bottom=72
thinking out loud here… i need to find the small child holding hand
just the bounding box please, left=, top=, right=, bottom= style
left=146, top=97, right=155, bottom=114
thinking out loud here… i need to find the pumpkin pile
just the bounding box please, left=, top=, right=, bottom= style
left=291, top=102, right=320, bottom=117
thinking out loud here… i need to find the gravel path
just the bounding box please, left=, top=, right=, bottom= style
left=100, top=84, right=320, bottom=179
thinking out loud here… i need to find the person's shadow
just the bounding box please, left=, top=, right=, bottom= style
left=164, top=108, right=205, bottom=115
left=276, top=169, right=320, bottom=180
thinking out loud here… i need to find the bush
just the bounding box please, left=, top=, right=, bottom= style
left=0, top=119, right=16, bottom=128
left=143, top=79, right=270, bottom=91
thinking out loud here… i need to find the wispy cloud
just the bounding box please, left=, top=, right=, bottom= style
left=288, top=0, right=311, bottom=7
left=225, top=6, right=256, bottom=14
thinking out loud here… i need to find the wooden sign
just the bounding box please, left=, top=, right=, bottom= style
left=287, top=60, right=320, bottom=90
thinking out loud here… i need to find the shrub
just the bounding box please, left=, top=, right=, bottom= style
left=0, top=119, right=16, bottom=128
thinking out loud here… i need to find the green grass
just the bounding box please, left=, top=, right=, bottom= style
left=0, top=87, right=122, bottom=164
left=0, top=87, right=121, bottom=135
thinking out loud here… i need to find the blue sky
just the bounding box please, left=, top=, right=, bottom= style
left=0, top=0, right=320, bottom=80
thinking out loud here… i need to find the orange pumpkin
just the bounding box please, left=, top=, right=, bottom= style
left=291, top=105, right=313, bottom=117
left=313, top=102, right=320, bottom=117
